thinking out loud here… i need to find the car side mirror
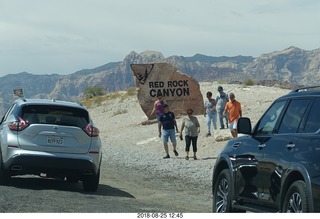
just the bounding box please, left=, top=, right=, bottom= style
left=237, top=117, right=252, bottom=134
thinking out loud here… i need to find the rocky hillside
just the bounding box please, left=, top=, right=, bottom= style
left=0, top=46, right=319, bottom=113
left=244, top=46, right=320, bottom=85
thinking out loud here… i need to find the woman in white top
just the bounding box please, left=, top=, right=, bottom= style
left=179, top=108, right=200, bottom=160
left=204, top=91, right=217, bottom=137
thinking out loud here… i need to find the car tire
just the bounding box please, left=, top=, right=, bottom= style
left=0, top=158, right=10, bottom=185
left=212, top=169, right=233, bottom=212
left=82, top=168, right=100, bottom=192
left=282, top=180, right=309, bottom=212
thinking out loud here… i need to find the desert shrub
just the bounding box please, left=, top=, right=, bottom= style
left=84, top=86, right=105, bottom=98
left=81, top=89, right=136, bottom=109
left=243, top=78, right=255, bottom=86
left=127, top=87, right=137, bottom=96
left=94, top=96, right=104, bottom=106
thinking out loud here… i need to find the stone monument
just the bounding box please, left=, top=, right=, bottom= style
left=131, top=63, right=204, bottom=120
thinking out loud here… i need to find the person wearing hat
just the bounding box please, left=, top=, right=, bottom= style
left=215, top=86, right=229, bottom=129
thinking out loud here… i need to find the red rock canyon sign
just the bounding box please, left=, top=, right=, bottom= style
left=131, top=63, right=204, bottom=120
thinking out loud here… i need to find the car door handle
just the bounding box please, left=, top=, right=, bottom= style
left=287, top=143, right=295, bottom=149
left=258, top=144, right=266, bottom=149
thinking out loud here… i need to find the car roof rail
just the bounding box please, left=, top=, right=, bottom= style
left=291, top=86, right=320, bottom=93
left=18, top=98, right=27, bottom=102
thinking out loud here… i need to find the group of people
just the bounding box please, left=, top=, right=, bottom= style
left=204, top=86, right=228, bottom=136
left=204, top=86, right=242, bottom=138
left=150, top=85, right=242, bottom=159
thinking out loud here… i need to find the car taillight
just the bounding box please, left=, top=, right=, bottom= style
left=84, top=123, right=99, bottom=137
left=8, top=117, right=29, bottom=131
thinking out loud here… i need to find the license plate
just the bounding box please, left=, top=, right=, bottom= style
left=47, top=136, right=64, bottom=145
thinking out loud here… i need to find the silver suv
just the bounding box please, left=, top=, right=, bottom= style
left=0, top=98, right=102, bottom=192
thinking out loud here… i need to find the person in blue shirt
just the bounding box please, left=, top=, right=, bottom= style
left=158, top=104, right=179, bottom=159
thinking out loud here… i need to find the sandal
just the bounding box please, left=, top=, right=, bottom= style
left=185, top=156, right=189, bottom=160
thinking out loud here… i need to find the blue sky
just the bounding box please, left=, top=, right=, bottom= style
left=0, top=0, right=319, bottom=76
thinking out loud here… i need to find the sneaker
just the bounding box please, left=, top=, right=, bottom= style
left=185, top=156, right=189, bottom=160
left=193, top=156, right=197, bottom=160
left=163, top=155, right=170, bottom=159
left=220, top=127, right=225, bottom=130
left=205, top=132, right=211, bottom=137
left=173, top=150, right=179, bottom=156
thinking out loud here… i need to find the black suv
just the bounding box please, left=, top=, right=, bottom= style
left=212, top=86, right=320, bottom=212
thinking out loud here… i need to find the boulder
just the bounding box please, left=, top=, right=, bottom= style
left=131, top=63, right=204, bottom=120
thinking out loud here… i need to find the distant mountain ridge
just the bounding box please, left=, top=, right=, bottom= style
left=0, top=46, right=319, bottom=113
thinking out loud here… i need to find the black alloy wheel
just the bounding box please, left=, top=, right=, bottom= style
left=213, top=169, right=232, bottom=212
left=282, top=180, right=309, bottom=212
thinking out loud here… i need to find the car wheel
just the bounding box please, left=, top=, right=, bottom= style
left=282, top=180, right=309, bottom=212
left=212, top=169, right=233, bottom=212
left=82, top=168, right=100, bottom=192
left=0, top=159, right=10, bottom=185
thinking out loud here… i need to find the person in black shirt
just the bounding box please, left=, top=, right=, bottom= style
left=158, top=104, right=179, bottom=159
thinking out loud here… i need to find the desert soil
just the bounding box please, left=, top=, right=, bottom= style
left=88, top=82, right=290, bottom=212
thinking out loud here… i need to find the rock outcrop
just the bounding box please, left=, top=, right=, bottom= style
left=131, top=63, right=204, bottom=120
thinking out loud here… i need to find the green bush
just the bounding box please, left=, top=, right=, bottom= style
left=127, top=87, right=137, bottom=96
left=81, top=88, right=138, bottom=109
left=243, top=78, right=255, bottom=86
left=84, top=86, right=105, bottom=98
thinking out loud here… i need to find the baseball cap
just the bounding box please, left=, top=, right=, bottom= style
left=218, top=86, right=223, bottom=91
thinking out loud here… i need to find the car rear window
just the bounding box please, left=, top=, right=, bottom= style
left=20, top=105, right=89, bottom=128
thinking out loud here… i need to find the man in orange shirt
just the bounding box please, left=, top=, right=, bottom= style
left=223, top=92, right=242, bottom=138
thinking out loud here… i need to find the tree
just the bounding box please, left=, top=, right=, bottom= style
left=84, top=86, right=105, bottom=98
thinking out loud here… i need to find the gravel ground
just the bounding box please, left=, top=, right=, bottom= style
left=0, top=82, right=290, bottom=214
left=88, top=82, right=290, bottom=212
